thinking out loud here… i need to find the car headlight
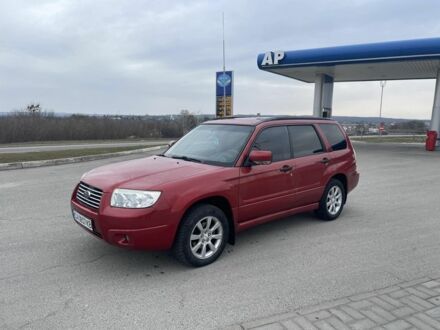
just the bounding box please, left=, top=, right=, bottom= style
left=110, top=189, right=161, bottom=208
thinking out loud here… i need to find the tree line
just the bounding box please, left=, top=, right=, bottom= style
left=388, top=120, right=427, bottom=132
left=0, top=109, right=209, bottom=143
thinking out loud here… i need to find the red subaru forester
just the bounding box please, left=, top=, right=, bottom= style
left=71, top=116, right=359, bottom=267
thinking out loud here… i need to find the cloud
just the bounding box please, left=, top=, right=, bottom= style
left=0, top=0, right=440, bottom=118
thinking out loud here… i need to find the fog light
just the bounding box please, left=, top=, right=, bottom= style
left=115, top=234, right=131, bottom=246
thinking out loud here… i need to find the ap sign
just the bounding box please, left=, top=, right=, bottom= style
left=216, top=71, right=233, bottom=97
left=260, top=51, right=285, bottom=66
left=217, top=72, right=232, bottom=88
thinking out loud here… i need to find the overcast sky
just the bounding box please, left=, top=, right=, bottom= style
left=1, top=0, right=440, bottom=119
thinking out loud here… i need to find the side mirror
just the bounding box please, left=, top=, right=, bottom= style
left=167, top=140, right=176, bottom=148
left=248, top=150, right=272, bottom=165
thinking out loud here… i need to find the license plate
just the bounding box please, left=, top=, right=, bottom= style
left=72, top=210, right=93, bottom=232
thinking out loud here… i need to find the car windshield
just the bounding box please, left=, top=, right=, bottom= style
left=164, top=124, right=254, bottom=166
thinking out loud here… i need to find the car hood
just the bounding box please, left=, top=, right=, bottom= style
left=81, top=156, right=218, bottom=192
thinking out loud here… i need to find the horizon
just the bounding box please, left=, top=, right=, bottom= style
left=0, top=110, right=430, bottom=122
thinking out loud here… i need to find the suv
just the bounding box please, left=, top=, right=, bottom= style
left=71, top=116, right=359, bottom=267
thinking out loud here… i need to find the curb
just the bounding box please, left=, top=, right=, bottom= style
left=351, top=140, right=424, bottom=145
left=0, top=145, right=166, bottom=171
left=352, top=141, right=424, bottom=144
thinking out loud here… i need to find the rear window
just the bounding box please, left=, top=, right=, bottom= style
left=288, top=125, right=323, bottom=157
left=318, top=124, right=347, bottom=151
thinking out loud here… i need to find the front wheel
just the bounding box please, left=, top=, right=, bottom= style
left=173, top=204, right=229, bottom=267
left=315, top=179, right=345, bottom=221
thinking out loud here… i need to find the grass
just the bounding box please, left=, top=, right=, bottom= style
left=0, top=145, right=162, bottom=164
left=0, top=138, right=171, bottom=148
left=350, top=135, right=426, bottom=143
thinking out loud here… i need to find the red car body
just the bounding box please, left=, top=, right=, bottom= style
left=71, top=117, right=359, bottom=251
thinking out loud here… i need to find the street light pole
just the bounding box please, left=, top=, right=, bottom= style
left=379, top=80, right=386, bottom=136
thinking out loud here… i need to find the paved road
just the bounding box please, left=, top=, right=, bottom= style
left=1, top=143, right=440, bottom=329
left=0, top=140, right=170, bottom=153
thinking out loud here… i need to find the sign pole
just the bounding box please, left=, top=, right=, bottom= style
left=215, top=14, right=232, bottom=118
left=222, top=12, right=226, bottom=116
left=379, top=80, right=386, bottom=136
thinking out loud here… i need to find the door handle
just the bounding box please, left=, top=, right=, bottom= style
left=319, top=157, right=330, bottom=165
left=280, top=165, right=293, bottom=173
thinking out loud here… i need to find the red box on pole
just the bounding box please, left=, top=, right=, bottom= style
left=426, top=130, right=438, bottom=151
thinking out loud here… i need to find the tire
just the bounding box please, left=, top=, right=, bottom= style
left=173, top=204, right=229, bottom=267
left=315, top=179, right=346, bottom=221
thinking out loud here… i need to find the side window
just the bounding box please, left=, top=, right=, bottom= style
left=253, top=126, right=290, bottom=162
left=318, top=124, right=347, bottom=151
left=288, top=125, right=323, bottom=157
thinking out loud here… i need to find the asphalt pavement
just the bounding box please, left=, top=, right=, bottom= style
left=0, top=140, right=169, bottom=153
left=1, top=143, right=440, bottom=329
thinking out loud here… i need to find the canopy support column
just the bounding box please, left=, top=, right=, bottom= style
left=313, top=74, right=334, bottom=118
left=431, top=69, right=440, bottom=149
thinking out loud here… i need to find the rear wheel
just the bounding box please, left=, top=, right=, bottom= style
left=315, top=179, right=345, bottom=221
left=173, top=204, right=229, bottom=267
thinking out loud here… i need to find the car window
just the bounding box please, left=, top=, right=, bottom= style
left=318, top=124, right=347, bottom=151
left=288, top=125, right=323, bottom=157
left=253, top=126, right=290, bottom=162
left=165, top=124, right=254, bottom=166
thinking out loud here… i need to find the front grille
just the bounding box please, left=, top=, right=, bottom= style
left=76, top=182, right=103, bottom=210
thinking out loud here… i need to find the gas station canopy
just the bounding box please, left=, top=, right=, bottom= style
left=257, top=38, right=440, bottom=83
left=257, top=38, right=440, bottom=149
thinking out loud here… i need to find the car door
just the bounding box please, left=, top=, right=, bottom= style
left=238, top=126, right=295, bottom=223
left=288, top=125, right=330, bottom=207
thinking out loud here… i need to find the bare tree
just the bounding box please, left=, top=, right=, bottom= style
left=180, top=109, right=197, bottom=134
left=26, top=103, right=41, bottom=113
left=0, top=112, right=206, bottom=143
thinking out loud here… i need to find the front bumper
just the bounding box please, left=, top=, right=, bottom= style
left=70, top=194, right=179, bottom=250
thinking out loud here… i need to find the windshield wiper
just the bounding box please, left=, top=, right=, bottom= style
left=170, top=155, right=203, bottom=163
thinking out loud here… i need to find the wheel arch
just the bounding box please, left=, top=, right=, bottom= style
left=329, top=173, right=347, bottom=203
left=177, top=195, right=236, bottom=245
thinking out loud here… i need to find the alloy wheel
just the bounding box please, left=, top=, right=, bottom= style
left=190, top=216, right=223, bottom=259
left=326, top=185, right=343, bottom=215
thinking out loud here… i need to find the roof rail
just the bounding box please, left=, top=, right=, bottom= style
left=259, top=115, right=332, bottom=122
left=211, top=115, right=332, bottom=122
left=210, top=115, right=263, bottom=120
